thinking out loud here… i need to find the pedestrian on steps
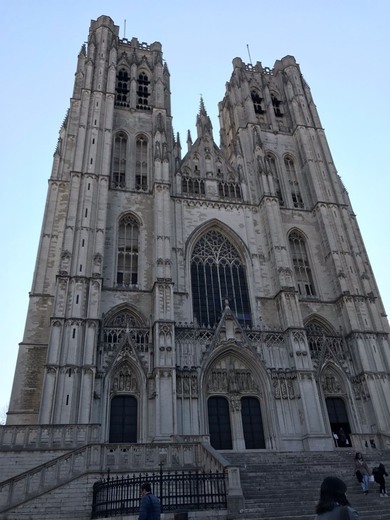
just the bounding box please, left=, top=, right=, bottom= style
left=354, top=452, right=370, bottom=495
left=372, top=463, right=388, bottom=497
left=314, top=476, right=358, bottom=519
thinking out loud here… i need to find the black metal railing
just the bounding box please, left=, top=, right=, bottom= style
left=91, top=467, right=227, bottom=518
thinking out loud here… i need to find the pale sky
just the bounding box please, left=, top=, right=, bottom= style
left=1, top=0, right=389, bottom=417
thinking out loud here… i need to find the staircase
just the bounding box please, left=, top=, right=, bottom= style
left=225, top=450, right=390, bottom=520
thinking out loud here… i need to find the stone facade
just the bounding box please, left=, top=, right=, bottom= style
left=5, top=15, right=390, bottom=454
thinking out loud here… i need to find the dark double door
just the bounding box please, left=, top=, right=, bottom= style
left=208, top=396, right=265, bottom=450
left=109, top=396, right=137, bottom=443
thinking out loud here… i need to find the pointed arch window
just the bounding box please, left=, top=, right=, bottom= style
left=137, top=72, right=150, bottom=110
left=285, top=156, right=304, bottom=209
left=115, top=68, right=130, bottom=107
left=103, top=309, right=149, bottom=351
left=111, top=132, right=127, bottom=189
left=289, top=231, right=316, bottom=296
left=251, top=90, right=265, bottom=114
left=117, top=214, right=139, bottom=288
left=265, top=153, right=284, bottom=206
left=135, top=135, right=148, bottom=191
left=191, top=230, right=252, bottom=328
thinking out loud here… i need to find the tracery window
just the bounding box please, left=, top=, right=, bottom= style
left=191, top=230, right=252, bottom=328
left=136, top=72, right=150, bottom=110
left=117, top=214, right=139, bottom=288
left=251, top=90, right=265, bottom=114
left=111, top=132, right=127, bottom=189
left=182, top=176, right=205, bottom=196
left=285, top=156, right=304, bottom=209
left=135, top=135, right=148, bottom=191
left=115, top=68, right=130, bottom=107
left=289, top=231, right=316, bottom=297
left=103, top=309, right=149, bottom=351
left=218, top=181, right=242, bottom=200
left=265, top=153, right=284, bottom=206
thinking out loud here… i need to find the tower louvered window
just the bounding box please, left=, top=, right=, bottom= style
left=115, top=68, right=130, bottom=107
left=251, top=90, right=265, bottom=114
left=285, top=157, right=304, bottom=209
left=289, top=231, right=315, bottom=296
left=111, top=132, right=127, bottom=188
left=135, top=135, right=148, bottom=191
left=191, top=230, right=252, bottom=327
left=265, top=153, right=284, bottom=206
left=117, top=214, right=139, bottom=288
left=136, top=73, right=150, bottom=110
left=271, top=93, right=283, bottom=117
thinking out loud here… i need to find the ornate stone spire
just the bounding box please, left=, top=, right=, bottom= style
left=196, top=96, right=213, bottom=139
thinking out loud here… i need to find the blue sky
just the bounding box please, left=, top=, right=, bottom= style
left=1, top=0, right=389, bottom=418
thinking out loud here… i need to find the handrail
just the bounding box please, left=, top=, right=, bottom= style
left=0, top=441, right=241, bottom=514
left=0, top=423, right=101, bottom=450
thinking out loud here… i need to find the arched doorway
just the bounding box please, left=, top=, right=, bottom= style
left=326, top=397, right=351, bottom=447
left=208, top=396, right=232, bottom=449
left=109, top=395, right=138, bottom=443
left=241, top=396, right=265, bottom=449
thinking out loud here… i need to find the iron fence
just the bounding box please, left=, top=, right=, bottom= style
left=91, top=467, right=227, bottom=518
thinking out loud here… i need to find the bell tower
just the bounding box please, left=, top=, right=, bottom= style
left=7, top=16, right=178, bottom=441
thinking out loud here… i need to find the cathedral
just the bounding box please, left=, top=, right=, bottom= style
left=5, top=14, right=390, bottom=457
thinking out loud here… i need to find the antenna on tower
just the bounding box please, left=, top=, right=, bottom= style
left=124, top=19, right=127, bottom=39
left=247, top=44, right=253, bottom=66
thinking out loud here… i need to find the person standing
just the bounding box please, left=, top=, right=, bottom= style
left=354, top=452, right=370, bottom=495
left=139, top=482, right=161, bottom=520
left=314, top=476, right=358, bottom=519
left=338, top=428, right=347, bottom=447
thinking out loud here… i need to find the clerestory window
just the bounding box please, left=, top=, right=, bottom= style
left=182, top=176, right=205, bottom=196
left=111, top=132, right=127, bottom=189
left=135, top=135, right=148, bottom=191
left=115, top=68, right=130, bottom=107
left=191, top=230, right=252, bottom=328
left=289, top=231, right=316, bottom=297
left=117, top=214, right=139, bottom=288
left=218, top=181, right=242, bottom=200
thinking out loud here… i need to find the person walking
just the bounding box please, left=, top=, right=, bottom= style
left=314, top=476, right=358, bottom=519
left=373, top=463, right=388, bottom=497
left=354, top=452, right=370, bottom=495
left=139, top=482, right=161, bottom=520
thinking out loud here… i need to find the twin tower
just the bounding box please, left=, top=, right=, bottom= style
left=7, top=15, right=390, bottom=452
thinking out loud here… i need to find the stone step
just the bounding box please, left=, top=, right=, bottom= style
left=224, top=451, right=390, bottom=520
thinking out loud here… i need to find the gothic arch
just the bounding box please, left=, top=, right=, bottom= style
left=186, top=219, right=251, bottom=268
left=186, top=221, right=254, bottom=328
left=304, top=315, right=337, bottom=336
left=105, top=355, right=146, bottom=443
left=200, top=345, right=275, bottom=450
left=319, top=362, right=354, bottom=445
left=103, top=303, right=147, bottom=328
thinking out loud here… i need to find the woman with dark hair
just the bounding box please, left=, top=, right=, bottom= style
left=314, top=477, right=358, bottom=519
left=354, top=452, right=370, bottom=494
